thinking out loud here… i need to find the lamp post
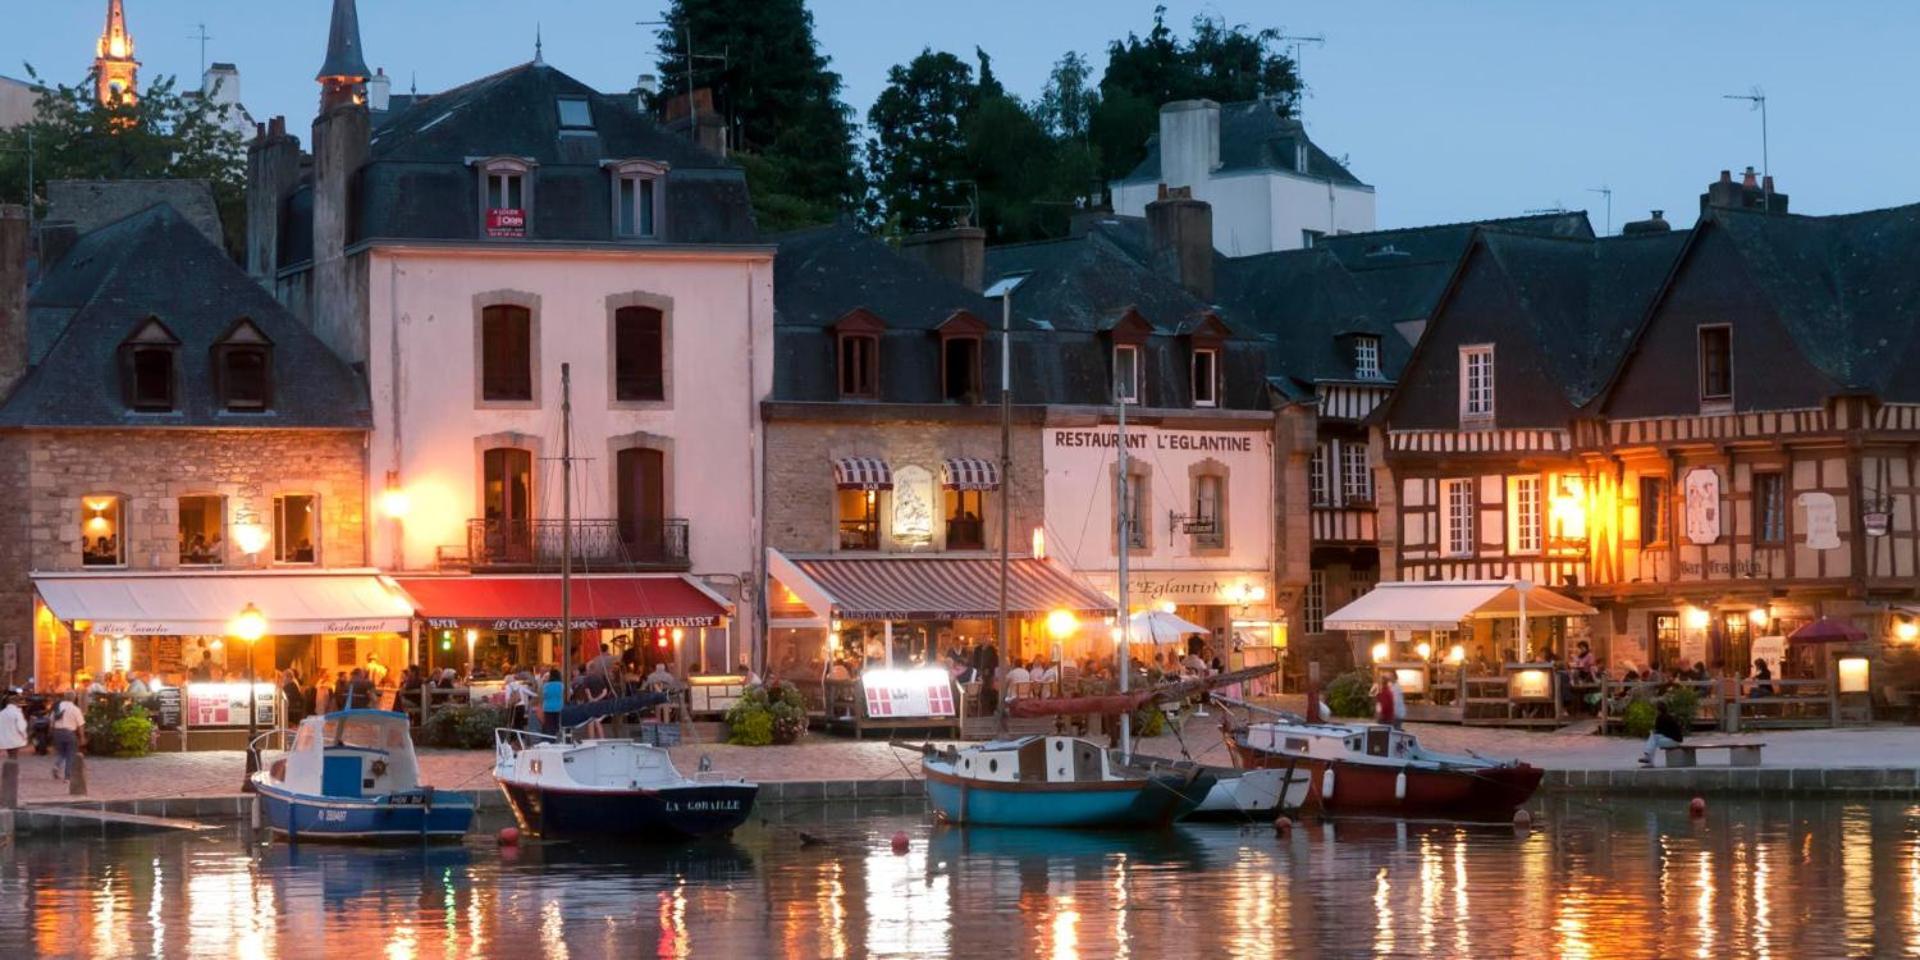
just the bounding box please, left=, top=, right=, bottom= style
left=231, top=602, right=267, bottom=792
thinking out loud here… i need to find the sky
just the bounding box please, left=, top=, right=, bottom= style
left=8, top=1, right=1918, bottom=233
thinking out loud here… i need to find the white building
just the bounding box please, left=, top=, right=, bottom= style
left=1111, top=99, right=1376, bottom=257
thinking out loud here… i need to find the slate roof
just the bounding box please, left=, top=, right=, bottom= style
left=1118, top=100, right=1367, bottom=187
left=1214, top=247, right=1392, bottom=389
left=1316, top=212, right=1594, bottom=327
left=1, top=203, right=370, bottom=428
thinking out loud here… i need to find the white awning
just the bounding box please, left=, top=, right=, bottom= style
left=1323, top=580, right=1596, bottom=632
left=33, top=571, right=415, bottom=635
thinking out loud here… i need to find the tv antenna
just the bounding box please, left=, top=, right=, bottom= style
left=1586, top=185, right=1613, bottom=235
left=638, top=20, right=732, bottom=136
left=1277, top=34, right=1325, bottom=118
left=1722, top=86, right=1772, bottom=209
left=187, top=22, right=212, bottom=76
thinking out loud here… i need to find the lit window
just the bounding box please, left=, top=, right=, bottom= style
left=1113, top=344, right=1141, bottom=404
left=1460, top=345, right=1494, bottom=420
left=81, top=496, right=125, bottom=567
left=1507, top=475, right=1542, bottom=554
left=1340, top=443, right=1372, bottom=504
left=1354, top=335, right=1380, bottom=380
left=1191, top=348, right=1217, bottom=407
left=274, top=495, right=317, bottom=564
left=1303, top=570, right=1326, bottom=634
left=1699, top=326, right=1732, bottom=403
left=1310, top=443, right=1330, bottom=506
left=556, top=97, right=592, bottom=129
left=1442, top=478, right=1475, bottom=557
left=1117, top=470, right=1148, bottom=550
left=178, top=495, right=225, bottom=566
left=838, top=489, right=879, bottom=551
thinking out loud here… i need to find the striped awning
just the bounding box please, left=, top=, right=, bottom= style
left=790, top=556, right=1116, bottom=621
left=941, top=457, right=1000, bottom=491
left=833, top=457, right=893, bottom=490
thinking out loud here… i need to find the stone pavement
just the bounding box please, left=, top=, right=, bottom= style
left=6, top=716, right=1918, bottom=806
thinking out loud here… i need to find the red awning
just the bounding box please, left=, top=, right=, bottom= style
left=392, top=575, right=728, bottom=631
left=789, top=556, right=1115, bottom=621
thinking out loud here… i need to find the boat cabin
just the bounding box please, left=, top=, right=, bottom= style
left=280, top=710, right=422, bottom=799
left=950, top=736, right=1115, bottom=784
left=1241, top=722, right=1418, bottom=764
left=501, top=738, right=688, bottom=791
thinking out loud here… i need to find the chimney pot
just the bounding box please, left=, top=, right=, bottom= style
left=1720, top=170, right=1733, bottom=184
left=899, top=227, right=986, bottom=293
left=1741, top=166, right=1759, bottom=188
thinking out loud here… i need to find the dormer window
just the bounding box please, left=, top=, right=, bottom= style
left=1113, top=344, right=1141, bottom=404
left=609, top=159, right=667, bottom=239
left=120, top=317, right=179, bottom=412
left=936, top=311, right=987, bottom=404
left=1181, top=313, right=1230, bottom=409
left=1191, top=348, right=1217, bottom=407
left=1459, top=344, right=1494, bottom=423
left=556, top=97, right=593, bottom=130
left=1354, top=335, right=1381, bottom=380
left=213, top=319, right=273, bottom=411
left=476, top=157, right=534, bottom=239
left=833, top=309, right=884, bottom=400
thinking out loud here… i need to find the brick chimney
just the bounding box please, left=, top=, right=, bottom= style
left=900, top=226, right=986, bottom=293
left=0, top=205, right=28, bottom=400
left=245, top=116, right=302, bottom=281
left=311, top=0, right=373, bottom=363
left=1147, top=184, right=1213, bottom=300
left=1701, top=166, right=1788, bottom=215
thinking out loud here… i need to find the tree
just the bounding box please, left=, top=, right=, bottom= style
left=650, top=0, right=859, bottom=231
left=0, top=67, right=247, bottom=258
left=1089, top=6, right=1300, bottom=183
left=863, top=49, right=977, bottom=233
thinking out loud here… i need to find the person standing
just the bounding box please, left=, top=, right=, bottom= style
left=1373, top=674, right=1399, bottom=729
left=540, top=669, right=565, bottom=738
left=0, top=695, right=28, bottom=759
left=365, top=654, right=389, bottom=687
left=49, top=693, right=84, bottom=780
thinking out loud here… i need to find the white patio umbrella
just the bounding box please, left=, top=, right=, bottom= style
left=1125, top=610, right=1211, bottom=646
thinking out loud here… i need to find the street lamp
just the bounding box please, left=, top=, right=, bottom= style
left=230, top=601, right=267, bottom=793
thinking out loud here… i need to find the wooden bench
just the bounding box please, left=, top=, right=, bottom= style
left=1663, top=739, right=1766, bottom=768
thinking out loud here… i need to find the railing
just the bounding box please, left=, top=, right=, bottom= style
left=467, top=517, right=690, bottom=571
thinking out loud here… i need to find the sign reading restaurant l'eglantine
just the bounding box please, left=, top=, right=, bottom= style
left=1049, top=428, right=1259, bottom=454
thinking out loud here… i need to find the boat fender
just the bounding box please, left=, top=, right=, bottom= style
left=1321, top=768, right=1335, bottom=799
left=1394, top=771, right=1406, bottom=802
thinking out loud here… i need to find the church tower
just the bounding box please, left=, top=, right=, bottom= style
left=95, top=0, right=139, bottom=105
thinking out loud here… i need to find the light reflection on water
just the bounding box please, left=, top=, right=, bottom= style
left=2, top=796, right=1919, bottom=958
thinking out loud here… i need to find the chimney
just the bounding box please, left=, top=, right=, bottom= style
left=633, top=74, right=659, bottom=111
left=1147, top=185, right=1214, bottom=300
left=900, top=226, right=986, bottom=293
left=1621, top=209, right=1671, bottom=235
left=202, top=62, right=240, bottom=108
left=1157, top=100, right=1220, bottom=192
left=1702, top=166, right=1788, bottom=215
left=246, top=115, right=302, bottom=281
left=366, top=67, right=390, bottom=112
left=0, top=205, right=28, bottom=400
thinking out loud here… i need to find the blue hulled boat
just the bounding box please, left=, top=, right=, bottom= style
left=251, top=710, right=475, bottom=842
left=915, top=736, right=1214, bottom=828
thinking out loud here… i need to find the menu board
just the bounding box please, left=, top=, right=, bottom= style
left=861, top=668, right=957, bottom=719
left=185, top=683, right=277, bottom=728
left=153, top=687, right=183, bottom=729
left=154, top=637, right=184, bottom=672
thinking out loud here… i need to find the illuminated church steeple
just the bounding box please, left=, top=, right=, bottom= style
left=95, top=0, right=139, bottom=105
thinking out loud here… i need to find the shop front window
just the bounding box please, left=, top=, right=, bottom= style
left=944, top=489, right=984, bottom=550
left=274, top=494, right=317, bottom=564
left=178, top=495, right=225, bottom=565
left=839, top=489, right=880, bottom=551
left=81, top=495, right=125, bottom=566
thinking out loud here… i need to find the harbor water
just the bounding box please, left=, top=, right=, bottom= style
left=3, top=795, right=1917, bottom=958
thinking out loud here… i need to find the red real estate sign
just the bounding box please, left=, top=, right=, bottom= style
left=486, top=208, right=526, bottom=238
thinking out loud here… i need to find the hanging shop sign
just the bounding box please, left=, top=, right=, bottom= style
left=1798, top=492, right=1841, bottom=550
left=485, top=207, right=526, bottom=238
left=1083, top=571, right=1271, bottom=607
left=1684, top=468, right=1721, bottom=545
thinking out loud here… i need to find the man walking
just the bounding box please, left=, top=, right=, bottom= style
left=49, top=693, right=84, bottom=780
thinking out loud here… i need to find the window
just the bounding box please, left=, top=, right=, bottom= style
left=1755, top=472, right=1786, bottom=544
left=1301, top=228, right=1324, bottom=249
left=480, top=304, right=533, bottom=401
left=556, top=97, right=592, bottom=129
left=1460, top=345, right=1494, bottom=420
left=942, top=336, right=982, bottom=403
left=1192, top=474, right=1224, bottom=548
left=1507, top=475, right=1542, bottom=555
left=838, top=334, right=879, bottom=398
left=1354, top=336, right=1381, bottom=380
left=610, top=159, right=667, bottom=239
left=1303, top=570, right=1326, bottom=634
left=1340, top=443, right=1372, bottom=504
left=945, top=489, right=984, bottom=549
left=478, top=158, right=533, bottom=238
left=838, top=489, right=880, bottom=550
left=613, top=306, right=665, bottom=402
left=482, top=448, right=535, bottom=562
left=178, top=495, right=225, bottom=566
left=1652, top=614, right=1681, bottom=673
left=1191, top=348, right=1217, bottom=407
left=1309, top=443, right=1330, bottom=506
left=616, top=448, right=668, bottom=559
left=130, top=347, right=175, bottom=411
left=1117, top=470, right=1148, bottom=550
left=1113, top=344, right=1141, bottom=404
left=274, top=495, right=317, bottom=564
left=214, top=319, right=272, bottom=412
left=1638, top=476, right=1670, bottom=546
left=1442, top=478, right=1475, bottom=557
left=81, top=496, right=125, bottom=567
left=1699, top=325, right=1732, bottom=403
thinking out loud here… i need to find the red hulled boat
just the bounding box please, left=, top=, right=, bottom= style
left=1223, top=718, right=1542, bottom=821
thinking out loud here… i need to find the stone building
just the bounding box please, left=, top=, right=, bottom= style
left=0, top=200, right=386, bottom=721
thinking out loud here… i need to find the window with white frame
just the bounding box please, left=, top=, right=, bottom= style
left=1507, top=475, right=1542, bottom=555
left=478, top=157, right=533, bottom=238
left=1190, top=348, right=1217, bottom=407
left=1113, top=344, right=1141, bottom=404
left=1303, top=570, right=1326, bottom=634
left=1460, top=345, right=1494, bottom=420
left=611, top=159, right=666, bottom=239
left=1340, top=442, right=1372, bottom=504
left=1310, top=443, right=1330, bottom=506
left=1354, top=335, right=1381, bottom=380
left=1442, top=478, right=1475, bottom=557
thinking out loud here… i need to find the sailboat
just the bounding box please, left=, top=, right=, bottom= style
left=493, top=363, right=759, bottom=841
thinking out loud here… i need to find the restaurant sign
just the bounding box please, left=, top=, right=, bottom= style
left=1683, top=468, right=1720, bottom=545
left=91, top=618, right=407, bottom=636
left=1082, top=570, right=1271, bottom=607
left=860, top=668, right=957, bottom=719
left=424, top=615, right=720, bottom=631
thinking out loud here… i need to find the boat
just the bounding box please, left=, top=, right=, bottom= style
left=250, top=709, right=476, bottom=842
left=1181, top=765, right=1310, bottom=821
left=1223, top=716, right=1543, bottom=821
left=911, top=736, right=1215, bottom=828
left=493, top=726, right=759, bottom=841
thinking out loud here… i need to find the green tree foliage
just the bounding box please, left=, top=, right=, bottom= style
left=0, top=67, right=246, bottom=258
left=1090, top=6, right=1301, bottom=183
left=863, top=49, right=977, bottom=234
left=650, top=0, right=859, bottom=232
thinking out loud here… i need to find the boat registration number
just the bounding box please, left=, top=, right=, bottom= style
left=664, top=800, right=740, bottom=813
left=319, top=810, right=348, bottom=823
left=388, top=794, right=428, bottom=806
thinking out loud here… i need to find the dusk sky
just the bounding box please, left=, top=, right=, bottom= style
left=7, top=1, right=1915, bottom=233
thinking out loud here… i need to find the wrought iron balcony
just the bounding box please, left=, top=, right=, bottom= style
left=466, top=518, right=690, bottom=572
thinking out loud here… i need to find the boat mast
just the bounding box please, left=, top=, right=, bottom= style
left=1116, top=387, right=1132, bottom=761
left=997, top=280, right=1011, bottom=669
left=560, top=362, right=573, bottom=729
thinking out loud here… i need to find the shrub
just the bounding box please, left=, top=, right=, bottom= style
left=727, top=682, right=809, bottom=746
left=1131, top=706, right=1167, bottom=738
left=1325, top=671, right=1375, bottom=718
left=423, top=704, right=508, bottom=749
left=1664, top=686, right=1700, bottom=729
left=83, top=698, right=154, bottom=757
left=1622, top=698, right=1656, bottom=739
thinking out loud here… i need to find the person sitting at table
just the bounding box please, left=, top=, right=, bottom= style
left=1004, top=660, right=1032, bottom=694
left=1034, top=660, right=1059, bottom=685
left=1689, top=661, right=1711, bottom=682
left=1749, top=658, right=1776, bottom=698
left=1181, top=650, right=1208, bottom=676
left=827, top=658, right=853, bottom=681
left=1570, top=641, right=1597, bottom=680
left=646, top=662, right=678, bottom=690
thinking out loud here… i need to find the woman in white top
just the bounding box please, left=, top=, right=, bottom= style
left=50, top=694, right=84, bottom=780
left=0, top=695, right=28, bottom=758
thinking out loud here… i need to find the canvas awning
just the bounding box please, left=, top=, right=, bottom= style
left=770, top=550, right=1115, bottom=621
left=833, top=457, right=893, bottom=490
left=941, top=457, right=1000, bottom=490
left=32, top=571, right=414, bottom=635
left=392, top=574, right=730, bottom=631
left=1323, top=580, right=1596, bottom=632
